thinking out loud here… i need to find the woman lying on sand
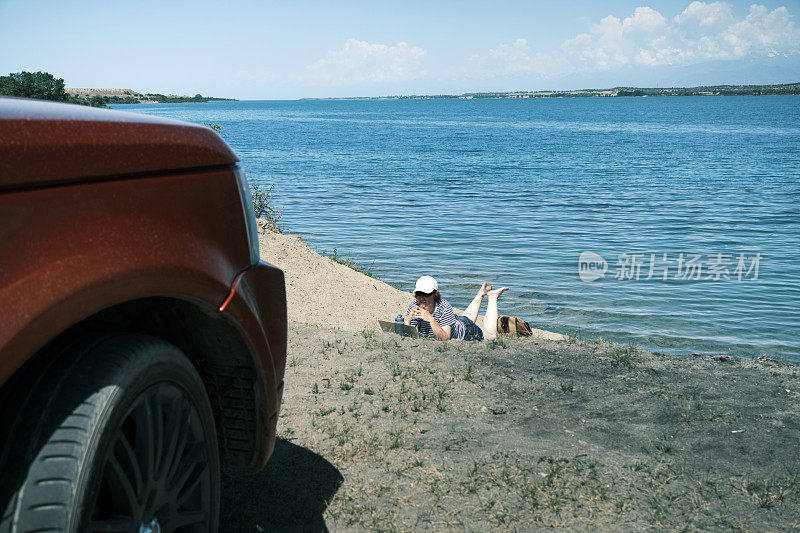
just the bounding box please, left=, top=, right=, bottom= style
left=404, top=275, right=508, bottom=341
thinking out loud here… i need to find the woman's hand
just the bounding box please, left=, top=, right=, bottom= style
left=409, top=306, right=449, bottom=340
left=409, top=305, right=433, bottom=322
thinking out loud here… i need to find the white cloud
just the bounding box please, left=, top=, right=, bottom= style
left=675, top=1, right=736, bottom=29
left=468, top=38, right=569, bottom=78
left=562, top=2, right=800, bottom=70
left=307, top=38, right=426, bottom=85
left=486, top=38, right=536, bottom=74
left=300, top=3, right=797, bottom=90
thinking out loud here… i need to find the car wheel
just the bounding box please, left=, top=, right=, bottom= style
left=0, top=333, right=220, bottom=533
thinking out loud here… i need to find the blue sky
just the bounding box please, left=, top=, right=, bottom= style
left=1, top=0, right=798, bottom=99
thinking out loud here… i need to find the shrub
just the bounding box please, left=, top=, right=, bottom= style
left=250, top=183, right=282, bottom=227
left=323, top=248, right=376, bottom=278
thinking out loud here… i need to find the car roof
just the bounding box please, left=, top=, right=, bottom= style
left=0, top=97, right=238, bottom=191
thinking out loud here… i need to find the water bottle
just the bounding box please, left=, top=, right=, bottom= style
left=394, top=314, right=404, bottom=335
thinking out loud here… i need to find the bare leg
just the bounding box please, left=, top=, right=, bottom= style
left=482, top=286, right=509, bottom=341
left=463, top=282, right=491, bottom=322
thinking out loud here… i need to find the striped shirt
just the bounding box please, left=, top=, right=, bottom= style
left=407, top=298, right=466, bottom=340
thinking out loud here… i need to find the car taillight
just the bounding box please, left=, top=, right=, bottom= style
left=233, top=165, right=260, bottom=265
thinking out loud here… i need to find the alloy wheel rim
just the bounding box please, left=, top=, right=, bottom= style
left=88, top=382, right=212, bottom=533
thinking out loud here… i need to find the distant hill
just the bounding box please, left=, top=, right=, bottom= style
left=66, top=88, right=235, bottom=104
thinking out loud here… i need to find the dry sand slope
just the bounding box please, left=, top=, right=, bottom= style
left=219, top=222, right=800, bottom=531
left=256, top=222, right=410, bottom=332
left=256, top=220, right=564, bottom=340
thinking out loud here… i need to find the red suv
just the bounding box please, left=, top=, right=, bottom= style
left=0, top=97, right=286, bottom=532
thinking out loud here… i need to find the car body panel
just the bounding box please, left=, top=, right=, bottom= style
left=0, top=97, right=237, bottom=191
left=0, top=168, right=253, bottom=387
left=0, top=97, right=286, bottom=470
left=219, top=262, right=287, bottom=466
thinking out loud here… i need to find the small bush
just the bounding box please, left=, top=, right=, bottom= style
left=203, top=122, right=223, bottom=135
left=611, top=346, right=637, bottom=368
left=250, top=183, right=282, bottom=227
left=489, top=338, right=509, bottom=350
left=323, top=248, right=376, bottom=278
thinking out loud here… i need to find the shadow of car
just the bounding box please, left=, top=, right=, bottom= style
left=221, top=438, right=344, bottom=531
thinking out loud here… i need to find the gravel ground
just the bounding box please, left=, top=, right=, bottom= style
left=221, top=323, right=800, bottom=531
left=217, top=224, right=800, bottom=531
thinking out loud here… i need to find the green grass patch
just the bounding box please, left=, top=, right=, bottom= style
left=323, top=248, right=377, bottom=278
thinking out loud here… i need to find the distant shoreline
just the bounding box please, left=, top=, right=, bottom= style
left=66, top=82, right=799, bottom=103
left=302, top=82, right=800, bottom=101
left=66, top=88, right=236, bottom=105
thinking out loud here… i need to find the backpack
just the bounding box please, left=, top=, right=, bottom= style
left=497, top=316, right=533, bottom=337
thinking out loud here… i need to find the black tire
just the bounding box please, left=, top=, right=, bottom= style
left=0, top=333, right=220, bottom=533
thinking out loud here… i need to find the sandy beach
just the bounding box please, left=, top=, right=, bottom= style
left=220, top=221, right=800, bottom=531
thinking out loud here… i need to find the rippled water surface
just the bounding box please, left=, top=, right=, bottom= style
left=115, top=97, right=800, bottom=361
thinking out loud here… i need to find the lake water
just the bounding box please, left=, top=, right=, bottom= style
left=113, top=96, right=800, bottom=362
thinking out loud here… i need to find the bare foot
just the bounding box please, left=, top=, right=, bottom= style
left=479, top=282, right=492, bottom=295
left=487, top=286, right=509, bottom=298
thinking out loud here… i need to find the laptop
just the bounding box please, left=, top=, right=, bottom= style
left=377, top=320, right=420, bottom=338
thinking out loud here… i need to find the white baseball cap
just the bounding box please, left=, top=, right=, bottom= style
left=414, top=275, right=438, bottom=294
